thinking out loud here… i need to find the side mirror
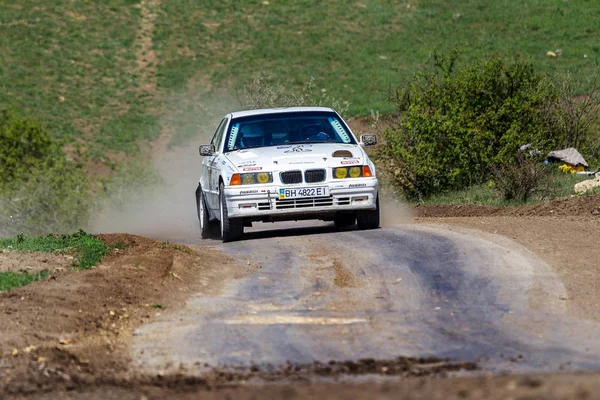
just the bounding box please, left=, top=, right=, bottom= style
left=360, top=134, right=378, bottom=146
left=199, top=144, right=215, bottom=156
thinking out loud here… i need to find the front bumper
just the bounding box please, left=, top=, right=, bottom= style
left=224, top=178, right=378, bottom=220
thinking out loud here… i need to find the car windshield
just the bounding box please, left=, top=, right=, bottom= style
left=223, top=111, right=356, bottom=152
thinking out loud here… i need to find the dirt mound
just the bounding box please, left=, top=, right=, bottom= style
left=0, top=251, right=74, bottom=274
left=0, top=233, right=224, bottom=396
left=415, top=194, right=600, bottom=218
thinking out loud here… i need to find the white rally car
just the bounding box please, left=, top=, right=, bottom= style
left=195, top=107, right=379, bottom=242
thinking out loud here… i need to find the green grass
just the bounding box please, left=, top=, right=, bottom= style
left=2, top=0, right=599, bottom=159
left=424, top=170, right=593, bottom=206
left=0, top=270, right=49, bottom=292
left=0, top=230, right=110, bottom=270
left=0, top=0, right=156, bottom=156
left=155, top=0, right=600, bottom=116
left=0, top=230, right=123, bottom=292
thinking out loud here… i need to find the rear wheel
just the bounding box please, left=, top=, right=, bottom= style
left=334, top=213, right=356, bottom=229
left=197, top=185, right=218, bottom=239
left=219, top=182, right=244, bottom=242
left=357, top=196, right=380, bottom=230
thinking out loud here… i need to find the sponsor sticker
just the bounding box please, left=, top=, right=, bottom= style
left=242, top=167, right=263, bottom=171
left=349, top=183, right=367, bottom=188
left=240, top=190, right=259, bottom=195
left=340, top=160, right=360, bottom=165
left=284, top=146, right=313, bottom=153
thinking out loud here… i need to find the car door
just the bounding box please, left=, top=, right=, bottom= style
left=205, top=118, right=228, bottom=210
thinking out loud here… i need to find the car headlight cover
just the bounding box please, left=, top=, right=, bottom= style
left=257, top=172, right=271, bottom=183
left=334, top=167, right=348, bottom=179
left=230, top=172, right=273, bottom=185
left=333, top=166, right=372, bottom=179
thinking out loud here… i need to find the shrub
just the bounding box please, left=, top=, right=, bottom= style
left=551, top=74, right=600, bottom=163
left=0, top=109, right=91, bottom=235
left=0, top=108, right=60, bottom=190
left=382, top=51, right=572, bottom=200
left=491, top=151, right=550, bottom=202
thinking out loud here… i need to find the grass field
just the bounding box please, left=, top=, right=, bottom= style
left=1, top=0, right=599, bottom=158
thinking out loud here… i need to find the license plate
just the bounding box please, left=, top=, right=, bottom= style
left=279, top=187, right=329, bottom=199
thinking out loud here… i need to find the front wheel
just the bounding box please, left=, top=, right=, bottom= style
left=219, top=182, right=244, bottom=242
left=357, top=196, right=380, bottom=230
left=198, top=185, right=219, bottom=239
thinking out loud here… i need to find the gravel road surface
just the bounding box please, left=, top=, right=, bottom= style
left=133, top=222, right=600, bottom=375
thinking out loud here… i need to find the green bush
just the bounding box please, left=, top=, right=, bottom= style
left=382, top=52, right=575, bottom=200
left=491, top=151, right=550, bottom=202
left=0, top=109, right=91, bottom=235
left=0, top=108, right=60, bottom=190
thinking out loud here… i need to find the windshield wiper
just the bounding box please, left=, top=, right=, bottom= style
left=285, top=141, right=333, bottom=145
left=234, top=144, right=276, bottom=151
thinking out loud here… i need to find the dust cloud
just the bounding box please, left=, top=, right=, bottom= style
left=380, top=195, right=413, bottom=227
left=91, top=91, right=236, bottom=243
left=92, top=142, right=204, bottom=244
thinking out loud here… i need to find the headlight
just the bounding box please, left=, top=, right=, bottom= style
left=335, top=167, right=348, bottom=179
left=333, top=165, right=372, bottom=179
left=230, top=172, right=273, bottom=185
left=257, top=172, right=270, bottom=183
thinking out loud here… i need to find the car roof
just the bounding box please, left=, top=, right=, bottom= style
left=229, top=106, right=335, bottom=119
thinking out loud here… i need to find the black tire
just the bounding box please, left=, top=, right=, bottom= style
left=197, top=185, right=219, bottom=239
left=219, top=182, right=244, bottom=242
left=357, top=196, right=380, bottom=230
left=334, top=213, right=356, bottom=229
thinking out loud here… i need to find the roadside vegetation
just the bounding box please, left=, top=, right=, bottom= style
left=379, top=51, right=600, bottom=203
left=0, top=270, right=50, bottom=292
left=423, top=169, right=594, bottom=206
left=0, top=230, right=120, bottom=291
left=0, top=109, right=91, bottom=235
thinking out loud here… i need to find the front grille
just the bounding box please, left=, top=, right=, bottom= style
left=280, top=170, right=303, bottom=184
left=304, top=169, right=326, bottom=183
left=257, top=202, right=271, bottom=211
left=276, top=196, right=334, bottom=209
left=337, top=197, right=351, bottom=206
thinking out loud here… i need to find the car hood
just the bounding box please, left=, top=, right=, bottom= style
left=224, top=143, right=365, bottom=172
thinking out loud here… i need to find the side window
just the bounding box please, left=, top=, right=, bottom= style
left=211, top=118, right=228, bottom=152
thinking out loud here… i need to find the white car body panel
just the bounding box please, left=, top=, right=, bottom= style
left=198, top=107, right=378, bottom=225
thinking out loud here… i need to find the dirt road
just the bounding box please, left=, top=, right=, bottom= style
left=134, top=221, right=600, bottom=376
